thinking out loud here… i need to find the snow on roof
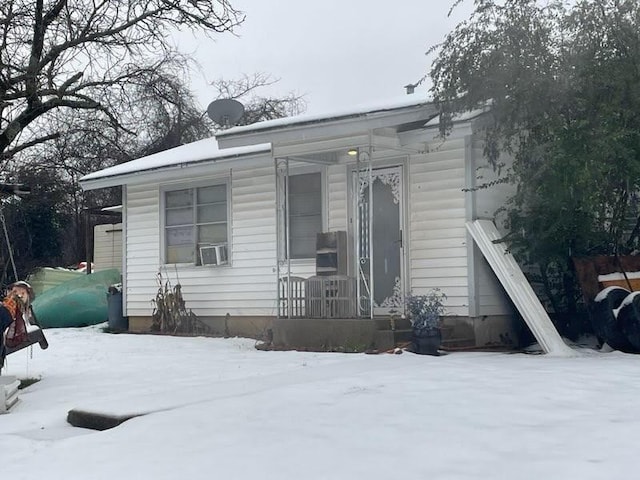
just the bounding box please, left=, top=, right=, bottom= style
left=216, top=95, right=432, bottom=137
left=80, top=96, right=434, bottom=185
left=79, top=137, right=270, bottom=183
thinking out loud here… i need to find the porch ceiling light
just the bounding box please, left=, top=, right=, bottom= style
left=347, top=148, right=358, bottom=156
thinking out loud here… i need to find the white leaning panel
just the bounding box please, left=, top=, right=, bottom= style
left=466, top=219, right=576, bottom=356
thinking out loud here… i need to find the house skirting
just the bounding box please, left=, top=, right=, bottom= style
left=127, top=315, right=273, bottom=340
left=127, top=314, right=522, bottom=352
left=442, top=315, right=522, bottom=350
left=272, top=318, right=382, bottom=352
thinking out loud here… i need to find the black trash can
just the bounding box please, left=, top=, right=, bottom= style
left=107, top=285, right=128, bottom=331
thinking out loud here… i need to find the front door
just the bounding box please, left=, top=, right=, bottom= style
left=355, top=165, right=404, bottom=316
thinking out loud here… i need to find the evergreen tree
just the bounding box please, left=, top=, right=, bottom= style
left=430, top=0, right=640, bottom=327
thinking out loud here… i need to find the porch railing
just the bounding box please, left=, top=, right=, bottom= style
left=278, top=275, right=358, bottom=319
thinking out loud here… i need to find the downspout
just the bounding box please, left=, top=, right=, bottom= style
left=464, top=134, right=480, bottom=317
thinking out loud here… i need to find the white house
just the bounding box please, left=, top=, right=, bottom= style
left=80, top=97, right=520, bottom=351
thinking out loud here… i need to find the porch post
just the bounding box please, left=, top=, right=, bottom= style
left=275, top=157, right=292, bottom=319
left=365, top=142, right=374, bottom=319
left=355, top=143, right=374, bottom=319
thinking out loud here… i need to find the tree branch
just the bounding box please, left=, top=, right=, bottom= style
left=1, top=132, right=61, bottom=160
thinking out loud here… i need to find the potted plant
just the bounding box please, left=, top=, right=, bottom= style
left=405, top=289, right=447, bottom=355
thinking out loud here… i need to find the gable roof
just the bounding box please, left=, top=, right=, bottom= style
left=79, top=96, right=440, bottom=191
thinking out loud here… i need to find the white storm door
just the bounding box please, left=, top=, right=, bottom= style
left=357, top=165, right=405, bottom=315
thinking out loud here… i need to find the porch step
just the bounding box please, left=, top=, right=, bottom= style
left=374, top=328, right=413, bottom=351
left=394, top=329, right=413, bottom=344
left=374, top=328, right=476, bottom=352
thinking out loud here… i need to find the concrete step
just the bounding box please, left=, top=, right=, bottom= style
left=374, top=327, right=476, bottom=352
left=373, top=328, right=413, bottom=351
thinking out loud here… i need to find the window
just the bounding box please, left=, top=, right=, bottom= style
left=164, top=183, right=228, bottom=265
left=288, top=172, right=322, bottom=259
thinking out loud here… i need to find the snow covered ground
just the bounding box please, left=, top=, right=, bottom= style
left=1, top=325, right=639, bottom=480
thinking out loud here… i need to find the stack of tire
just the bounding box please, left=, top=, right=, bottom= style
left=592, top=286, right=640, bottom=353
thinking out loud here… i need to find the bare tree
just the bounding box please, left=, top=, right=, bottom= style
left=210, top=73, right=307, bottom=126
left=0, top=0, right=243, bottom=164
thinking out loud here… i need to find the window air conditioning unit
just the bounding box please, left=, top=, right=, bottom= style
left=200, top=244, right=228, bottom=266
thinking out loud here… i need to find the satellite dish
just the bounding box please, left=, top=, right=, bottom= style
left=207, top=98, right=245, bottom=128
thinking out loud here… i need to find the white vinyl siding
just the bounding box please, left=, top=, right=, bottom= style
left=469, top=137, right=515, bottom=316
left=408, top=135, right=470, bottom=316
left=472, top=137, right=513, bottom=222
left=125, top=185, right=162, bottom=316
left=327, top=164, right=348, bottom=231
left=119, top=117, right=513, bottom=321
left=124, top=159, right=279, bottom=318
left=407, top=128, right=514, bottom=318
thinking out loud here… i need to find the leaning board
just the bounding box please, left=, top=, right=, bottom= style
left=466, top=220, right=575, bottom=356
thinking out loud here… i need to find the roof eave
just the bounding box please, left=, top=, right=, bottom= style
left=80, top=149, right=271, bottom=191
left=216, top=102, right=439, bottom=149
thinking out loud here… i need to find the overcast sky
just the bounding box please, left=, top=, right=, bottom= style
left=173, top=0, right=474, bottom=116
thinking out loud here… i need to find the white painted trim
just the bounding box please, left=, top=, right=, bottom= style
left=122, top=187, right=127, bottom=317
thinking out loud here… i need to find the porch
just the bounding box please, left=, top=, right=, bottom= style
left=274, top=242, right=484, bottom=352
left=269, top=315, right=476, bottom=352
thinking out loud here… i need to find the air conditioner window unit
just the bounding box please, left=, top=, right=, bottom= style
left=200, top=244, right=228, bottom=266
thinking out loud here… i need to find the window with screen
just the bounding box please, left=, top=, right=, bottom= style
left=288, top=172, right=322, bottom=259
left=164, top=183, right=229, bottom=265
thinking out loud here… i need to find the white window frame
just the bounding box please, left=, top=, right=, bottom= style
left=161, top=178, right=231, bottom=267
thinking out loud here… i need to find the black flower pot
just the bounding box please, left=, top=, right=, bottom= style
left=412, top=327, right=442, bottom=355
